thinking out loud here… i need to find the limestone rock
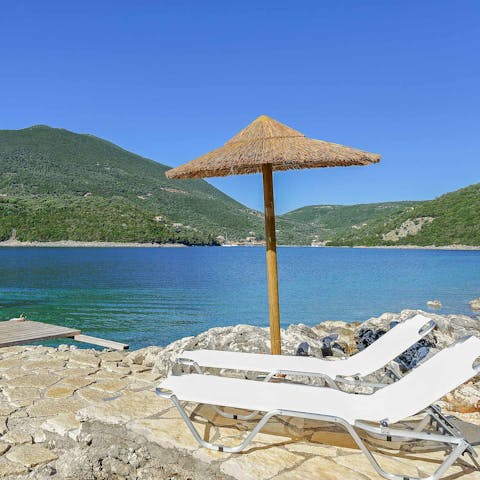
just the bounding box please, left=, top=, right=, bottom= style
left=444, top=384, right=480, bottom=413
left=0, top=457, right=28, bottom=477
left=78, top=390, right=170, bottom=425
left=275, top=457, right=367, bottom=480
left=0, top=404, right=17, bottom=417
left=42, top=413, right=81, bottom=436
left=148, top=308, right=480, bottom=383
left=61, top=376, right=95, bottom=389
left=1, top=430, right=32, bottom=445
left=381, top=217, right=434, bottom=242
left=100, top=351, right=125, bottom=363
left=89, top=377, right=129, bottom=393
left=3, top=387, right=41, bottom=408
left=427, top=300, right=442, bottom=308
left=151, top=324, right=268, bottom=376
left=33, top=429, right=47, bottom=443
left=0, top=418, right=7, bottom=435
left=469, top=297, right=480, bottom=311
left=1, top=310, right=480, bottom=480
left=77, top=387, right=111, bottom=404
left=220, top=446, right=303, bottom=480
left=54, top=447, right=98, bottom=479
left=45, top=385, right=76, bottom=399
left=6, top=444, right=58, bottom=467
left=6, top=373, right=60, bottom=389
left=125, top=346, right=163, bottom=367
left=69, top=350, right=101, bottom=368
left=21, top=358, right=66, bottom=370
left=128, top=418, right=200, bottom=451
left=334, top=452, right=419, bottom=478
left=0, top=358, right=27, bottom=371
left=103, top=363, right=132, bottom=375
left=27, top=397, right=87, bottom=418
left=63, top=366, right=98, bottom=376
left=151, top=323, right=346, bottom=377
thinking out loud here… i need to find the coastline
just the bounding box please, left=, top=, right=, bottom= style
left=0, top=240, right=187, bottom=248
left=0, top=239, right=479, bottom=250
left=351, top=244, right=480, bottom=251
left=285, top=244, right=480, bottom=250
left=225, top=243, right=480, bottom=251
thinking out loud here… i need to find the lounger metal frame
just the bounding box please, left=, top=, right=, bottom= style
left=179, top=357, right=390, bottom=390
left=178, top=358, right=400, bottom=421
left=156, top=386, right=479, bottom=480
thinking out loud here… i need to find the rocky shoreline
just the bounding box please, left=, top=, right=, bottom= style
left=1, top=240, right=479, bottom=249
left=0, top=309, right=479, bottom=479
left=0, top=240, right=186, bottom=248
left=352, top=244, right=480, bottom=250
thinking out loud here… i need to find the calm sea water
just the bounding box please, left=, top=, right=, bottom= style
left=0, top=247, right=479, bottom=349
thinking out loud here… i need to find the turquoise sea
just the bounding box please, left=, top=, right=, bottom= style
left=0, top=247, right=479, bottom=349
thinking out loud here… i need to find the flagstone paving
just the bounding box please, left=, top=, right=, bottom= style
left=0, top=344, right=479, bottom=479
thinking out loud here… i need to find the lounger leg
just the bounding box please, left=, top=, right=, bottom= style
left=354, top=420, right=472, bottom=480
left=426, top=405, right=480, bottom=470
left=377, top=405, right=479, bottom=474
left=156, top=388, right=279, bottom=453
left=156, top=389, right=473, bottom=480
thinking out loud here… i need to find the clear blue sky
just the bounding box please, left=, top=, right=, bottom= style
left=1, top=1, right=479, bottom=213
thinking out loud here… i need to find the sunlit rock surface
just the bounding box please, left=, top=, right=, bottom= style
left=0, top=309, right=479, bottom=479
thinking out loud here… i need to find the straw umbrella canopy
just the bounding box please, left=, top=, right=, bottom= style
left=166, top=115, right=381, bottom=354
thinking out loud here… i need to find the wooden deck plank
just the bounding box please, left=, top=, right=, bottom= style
left=0, top=320, right=80, bottom=348
left=0, top=320, right=129, bottom=350
left=74, top=334, right=129, bottom=351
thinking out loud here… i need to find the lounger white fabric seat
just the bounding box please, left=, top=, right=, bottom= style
left=158, top=336, right=480, bottom=480
left=180, top=314, right=435, bottom=383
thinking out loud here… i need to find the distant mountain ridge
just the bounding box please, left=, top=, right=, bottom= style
left=0, top=125, right=478, bottom=246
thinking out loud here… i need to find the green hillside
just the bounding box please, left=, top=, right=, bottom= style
left=1, top=125, right=478, bottom=247
left=0, top=125, right=269, bottom=244
left=280, top=202, right=417, bottom=244
left=326, top=183, right=480, bottom=246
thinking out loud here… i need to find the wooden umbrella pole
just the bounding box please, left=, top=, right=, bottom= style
left=262, top=164, right=281, bottom=354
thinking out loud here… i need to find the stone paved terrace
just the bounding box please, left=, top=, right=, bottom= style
left=0, top=344, right=480, bottom=479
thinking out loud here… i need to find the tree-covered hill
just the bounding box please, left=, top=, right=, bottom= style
left=326, top=183, right=480, bottom=246
left=280, top=202, right=417, bottom=244
left=1, top=125, right=478, bottom=246
left=0, top=125, right=269, bottom=244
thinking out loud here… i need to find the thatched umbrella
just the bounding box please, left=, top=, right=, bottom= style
left=166, top=115, right=380, bottom=354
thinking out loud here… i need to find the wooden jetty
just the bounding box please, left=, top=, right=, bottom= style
left=0, top=318, right=128, bottom=350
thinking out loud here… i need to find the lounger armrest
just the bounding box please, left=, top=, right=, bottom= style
left=177, top=357, right=204, bottom=374
left=155, top=386, right=175, bottom=399
left=419, top=319, right=436, bottom=336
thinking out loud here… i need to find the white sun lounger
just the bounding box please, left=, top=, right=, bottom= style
left=157, top=336, right=480, bottom=480
left=179, top=314, right=435, bottom=389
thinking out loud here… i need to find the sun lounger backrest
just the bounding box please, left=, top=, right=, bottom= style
left=342, top=314, right=434, bottom=376
left=181, top=314, right=435, bottom=378
left=369, top=336, right=480, bottom=424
